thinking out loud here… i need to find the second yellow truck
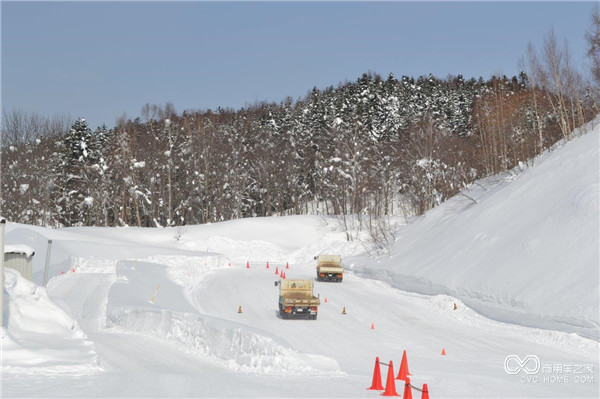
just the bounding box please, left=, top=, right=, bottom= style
left=315, top=254, right=344, bottom=282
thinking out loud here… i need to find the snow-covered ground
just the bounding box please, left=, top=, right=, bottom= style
left=2, top=124, right=598, bottom=398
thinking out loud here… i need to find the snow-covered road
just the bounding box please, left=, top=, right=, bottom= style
left=191, top=260, right=598, bottom=397
left=4, top=258, right=597, bottom=398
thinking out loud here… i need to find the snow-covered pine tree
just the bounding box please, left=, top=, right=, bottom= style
left=54, top=118, right=94, bottom=226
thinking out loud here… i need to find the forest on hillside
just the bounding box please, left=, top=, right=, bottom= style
left=2, top=21, right=600, bottom=235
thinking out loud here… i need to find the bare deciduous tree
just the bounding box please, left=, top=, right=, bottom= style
left=1, top=109, right=71, bottom=146
left=586, top=4, right=600, bottom=105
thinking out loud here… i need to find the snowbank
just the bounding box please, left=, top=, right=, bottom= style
left=174, top=215, right=368, bottom=266
left=1, top=268, right=100, bottom=374
left=352, top=124, right=600, bottom=340
left=108, top=308, right=341, bottom=375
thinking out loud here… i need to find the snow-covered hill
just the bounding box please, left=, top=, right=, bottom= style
left=1, top=123, right=598, bottom=398
left=352, top=123, right=599, bottom=341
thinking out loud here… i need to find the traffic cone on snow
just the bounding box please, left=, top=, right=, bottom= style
left=72, top=268, right=76, bottom=273
left=367, top=357, right=384, bottom=390
left=266, top=262, right=270, bottom=269
left=286, top=262, right=289, bottom=269
left=396, top=350, right=410, bottom=380
left=324, top=297, right=328, bottom=303
left=441, top=348, right=446, bottom=356
left=381, top=360, right=399, bottom=396
left=246, top=261, right=250, bottom=269
left=275, top=266, right=279, bottom=274
left=421, top=384, right=429, bottom=399
left=282, top=272, right=286, bottom=279
left=371, top=323, right=375, bottom=330
left=402, top=377, right=413, bottom=399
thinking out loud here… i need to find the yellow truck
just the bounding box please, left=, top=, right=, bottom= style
left=275, top=279, right=320, bottom=319
left=315, top=254, right=344, bottom=282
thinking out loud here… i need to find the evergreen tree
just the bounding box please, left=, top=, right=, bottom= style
left=55, top=118, right=93, bottom=226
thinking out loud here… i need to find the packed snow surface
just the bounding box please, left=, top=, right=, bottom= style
left=1, top=124, right=598, bottom=398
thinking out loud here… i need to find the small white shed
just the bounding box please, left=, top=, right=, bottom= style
left=4, top=245, right=35, bottom=281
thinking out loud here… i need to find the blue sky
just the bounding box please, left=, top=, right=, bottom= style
left=1, top=1, right=596, bottom=129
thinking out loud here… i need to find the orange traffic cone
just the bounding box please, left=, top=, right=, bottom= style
left=396, top=350, right=410, bottom=380
left=441, top=348, right=446, bottom=356
left=286, top=262, right=289, bottom=269
left=275, top=266, right=279, bottom=274
left=367, top=357, right=384, bottom=390
left=421, top=383, right=429, bottom=399
left=371, top=323, right=375, bottom=329
left=72, top=268, right=76, bottom=273
left=246, top=261, right=250, bottom=269
left=266, top=262, right=270, bottom=269
left=324, top=297, right=328, bottom=303
left=381, top=360, right=399, bottom=396
left=228, top=262, right=231, bottom=267
left=282, top=272, right=286, bottom=279
left=402, top=377, right=413, bottom=399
